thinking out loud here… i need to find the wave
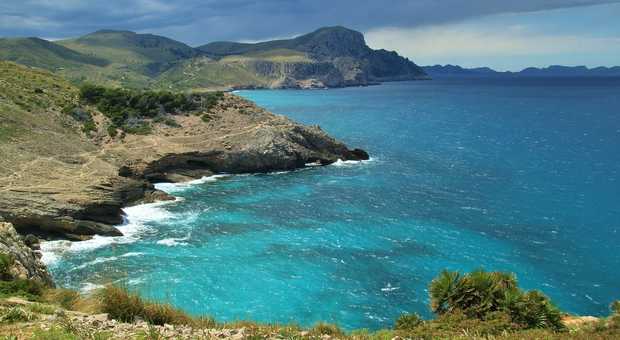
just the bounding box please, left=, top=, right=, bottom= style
left=40, top=200, right=176, bottom=266
left=331, top=157, right=376, bottom=167
left=71, top=252, right=144, bottom=271
left=157, top=234, right=190, bottom=247
left=154, top=174, right=230, bottom=194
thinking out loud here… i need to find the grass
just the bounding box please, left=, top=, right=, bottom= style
left=0, top=280, right=44, bottom=300
left=0, top=270, right=619, bottom=339
left=96, top=286, right=195, bottom=326
left=0, top=307, right=36, bottom=324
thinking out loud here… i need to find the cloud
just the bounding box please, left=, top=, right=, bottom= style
left=365, top=18, right=620, bottom=70
left=1, top=0, right=619, bottom=44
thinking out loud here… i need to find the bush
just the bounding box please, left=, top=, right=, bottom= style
left=107, top=125, right=118, bottom=137
left=394, top=313, right=423, bottom=330
left=97, top=286, right=197, bottom=326
left=97, top=286, right=144, bottom=323
left=0, top=253, right=12, bottom=279
left=612, top=301, right=620, bottom=315
left=0, top=307, right=36, bottom=324
left=310, top=322, right=344, bottom=337
left=143, top=302, right=192, bottom=326
left=78, top=85, right=199, bottom=134
left=429, top=269, right=564, bottom=330
left=0, top=279, right=44, bottom=299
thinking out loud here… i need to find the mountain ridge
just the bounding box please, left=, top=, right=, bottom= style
left=423, top=64, right=620, bottom=77
left=0, top=26, right=427, bottom=90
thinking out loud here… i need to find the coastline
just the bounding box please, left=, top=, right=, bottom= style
left=39, top=157, right=375, bottom=290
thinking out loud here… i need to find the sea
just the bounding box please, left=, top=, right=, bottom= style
left=41, top=77, right=620, bottom=330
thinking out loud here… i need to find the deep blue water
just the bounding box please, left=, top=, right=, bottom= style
left=43, top=78, right=620, bottom=330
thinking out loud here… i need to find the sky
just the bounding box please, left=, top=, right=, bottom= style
left=0, top=0, right=619, bottom=70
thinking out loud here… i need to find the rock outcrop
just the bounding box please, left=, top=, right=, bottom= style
left=0, top=61, right=368, bottom=240
left=0, top=222, right=53, bottom=286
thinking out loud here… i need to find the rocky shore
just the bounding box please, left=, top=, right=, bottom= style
left=0, top=61, right=368, bottom=241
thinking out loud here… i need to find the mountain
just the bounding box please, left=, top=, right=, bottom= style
left=0, top=27, right=427, bottom=90
left=57, top=30, right=196, bottom=67
left=196, top=26, right=428, bottom=88
left=423, top=64, right=620, bottom=77
left=0, top=37, right=108, bottom=70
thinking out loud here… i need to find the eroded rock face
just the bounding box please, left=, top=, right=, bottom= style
left=0, top=222, right=54, bottom=286
left=0, top=93, right=368, bottom=240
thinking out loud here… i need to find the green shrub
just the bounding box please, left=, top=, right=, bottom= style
left=0, top=307, right=36, bottom=324
left=97, top=286, right=197, bottom=326
left=107, top=125, right=118, bottom=137
left=0, top=253, right=12, bottom=279
left=0, top=279, right=44, bottom=299
left=394, top=313, right=423, bottom=330
left=97, top=286, right=144, bottom=323
left=612, top=301, right=620, bottom=314
left=82, top=120, right=96, bottom=134
left=429, top=269, right=564, bottom=331
left=310, top=322, right=344, bottom=337
left=143, top=302, right=192, bottom=326
left=201, top=114, right=211, bottom=123
left=79, top=84, right=199, bottom=134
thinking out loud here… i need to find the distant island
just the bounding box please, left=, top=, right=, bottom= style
left=423, top=64, right=620, bottom=78
left=0, top=26, right=427, bottom=90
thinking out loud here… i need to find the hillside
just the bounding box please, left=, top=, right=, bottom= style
left=0, top=37, right=108, bottom=70
left=194, top=26, right=428, bottom=89
left=0, top=61, right=368, bottom=240
left=0, top=27, right=427, bottom=90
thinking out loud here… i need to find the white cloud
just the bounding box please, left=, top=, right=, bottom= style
left=365, top=23, right=620, bottom=70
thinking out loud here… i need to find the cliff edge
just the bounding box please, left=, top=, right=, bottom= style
left=0, top=61, right=368, bottom=240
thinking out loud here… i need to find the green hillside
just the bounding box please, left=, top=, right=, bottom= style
left=57, top=30, right=196, bottom=65
left=0, top=26, right=427, bottom=91
left=0, top=37, right=108, bottom=70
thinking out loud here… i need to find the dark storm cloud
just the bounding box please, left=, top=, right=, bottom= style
left=1, top=0, right=618, bottom=44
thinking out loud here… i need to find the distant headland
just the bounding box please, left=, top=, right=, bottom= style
left=423, top=64, right=620, bottom=78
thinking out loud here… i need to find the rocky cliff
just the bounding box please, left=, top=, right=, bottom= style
left=0, top=222, right=53, bottom=286
left=197, top=26, right=429, bottom=89
left=0, top=61, right=368, bottom=240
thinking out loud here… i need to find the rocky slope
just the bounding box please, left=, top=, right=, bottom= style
left=0, top=222, right=53, bottom=286
left=0, top=27, right=427, bottom=90
left=0, top=61, right=368, bottom=240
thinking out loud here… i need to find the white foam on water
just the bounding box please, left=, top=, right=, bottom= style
left=40, top=200, right=175, bottom=265
left=331, top=157, right=375, bottom=167
left=71, top=252, right=144, bottom=271
left=157, top=234, right=190, bottom=247
left=154, top=174, right=230, bottom=194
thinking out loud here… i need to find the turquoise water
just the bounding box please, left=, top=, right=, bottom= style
left=43, top=78, right=620, bottom=330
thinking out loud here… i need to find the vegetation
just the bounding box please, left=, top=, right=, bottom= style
left=1, top=270, right=620, bottom=339
left=0, top=255, right=11, bottom=281
left=0, top=307, right=36, bottom=324
left=0, top=279, right=44, bottom=300
left=429, top=269, right=563, bottom=330
left=97, top=286, right=194, bottom=326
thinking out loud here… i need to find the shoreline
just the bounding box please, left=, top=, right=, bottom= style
left=39, top=157, right=375, bottom=285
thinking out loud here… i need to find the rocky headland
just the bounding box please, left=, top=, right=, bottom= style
left=0, top=61, right=368, bottom=241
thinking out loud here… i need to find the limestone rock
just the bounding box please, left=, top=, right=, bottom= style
left=0, top=222, right=54, bottom=286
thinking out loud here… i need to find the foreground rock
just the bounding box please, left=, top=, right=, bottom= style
left=0, top=222, right=53, bottom=286
left=0, top=61, right=368, bottom=240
